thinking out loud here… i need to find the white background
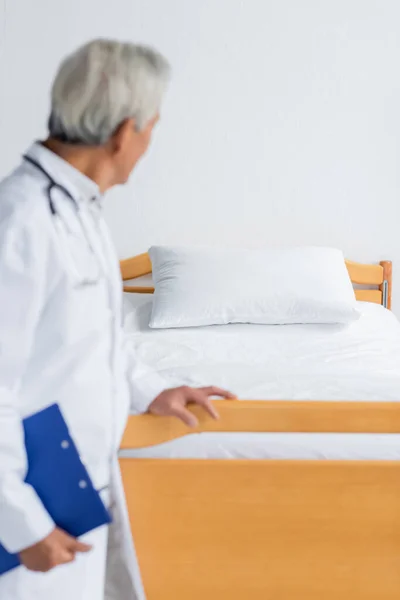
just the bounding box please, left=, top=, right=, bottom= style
left=0, top=1, right=399, bottom=313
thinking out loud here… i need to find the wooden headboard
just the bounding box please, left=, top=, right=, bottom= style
left=120, top=253, right=392, bottom=310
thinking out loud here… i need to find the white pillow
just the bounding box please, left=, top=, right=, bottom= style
left=149, top=246, right=360, bottom=329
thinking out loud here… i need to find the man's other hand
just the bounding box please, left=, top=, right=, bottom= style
left=148, top=386, right=236, bottom=427
left=19, top=528, right=92, bottom=572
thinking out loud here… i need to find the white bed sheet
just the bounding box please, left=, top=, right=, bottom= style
left=123, top=295, right=400, bottom=460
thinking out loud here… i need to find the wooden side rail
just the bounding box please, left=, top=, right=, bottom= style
left=121, top=400, right=400, bottom=449
left=120, top=458, right=400, bottom=599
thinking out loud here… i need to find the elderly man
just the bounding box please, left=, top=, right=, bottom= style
left=0, top=39, right=233, bottom=600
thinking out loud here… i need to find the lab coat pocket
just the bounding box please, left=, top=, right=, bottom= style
left=68, top=234, right=102, bottom=288
left=55, top=220, right=102, bottom=288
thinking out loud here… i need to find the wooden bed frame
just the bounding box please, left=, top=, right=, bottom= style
left=119, top=254, right=398, bottom=599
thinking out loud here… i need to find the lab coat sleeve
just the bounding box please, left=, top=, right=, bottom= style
left=0, top=213, right=55, bottom=553
left=122, top=336, right=168, bottom=414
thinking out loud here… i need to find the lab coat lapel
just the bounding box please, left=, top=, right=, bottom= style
left=95, top=218, right=123, bottom=315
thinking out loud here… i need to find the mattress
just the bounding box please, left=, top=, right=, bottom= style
left=122, top=295, right=400, bottom=460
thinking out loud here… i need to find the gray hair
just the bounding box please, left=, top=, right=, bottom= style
left=48, top=39, right=170, bottom=145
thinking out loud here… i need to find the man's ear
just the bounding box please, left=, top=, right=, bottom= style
left=108, top=118, right=136, bottom=154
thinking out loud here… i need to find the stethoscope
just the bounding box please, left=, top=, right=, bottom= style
left=23, top=155, right=103, bottom=287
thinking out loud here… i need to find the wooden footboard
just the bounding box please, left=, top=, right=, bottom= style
left=119, top=401, right=400, bottom=599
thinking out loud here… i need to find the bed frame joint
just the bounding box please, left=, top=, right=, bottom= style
left=382, top=280, right=389, bottom=309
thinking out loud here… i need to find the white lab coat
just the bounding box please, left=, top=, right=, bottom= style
left=0, top=143, right=164, bottom=599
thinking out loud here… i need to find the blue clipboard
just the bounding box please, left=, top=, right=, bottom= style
left=0, top=404, right=111, bottom=575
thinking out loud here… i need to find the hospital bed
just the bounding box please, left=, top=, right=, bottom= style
left=119, top=253, right=400, bottom=599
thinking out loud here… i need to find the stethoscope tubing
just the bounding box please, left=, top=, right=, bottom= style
left=22, top=154, right=103, bottom=286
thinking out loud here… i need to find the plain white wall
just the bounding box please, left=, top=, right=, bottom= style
left=1, top=1, right=399, bottom=313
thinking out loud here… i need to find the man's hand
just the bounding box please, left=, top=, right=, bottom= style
left=148, top=386, right=236, bottom=427
left=19, top=528, right=92, bottom=572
